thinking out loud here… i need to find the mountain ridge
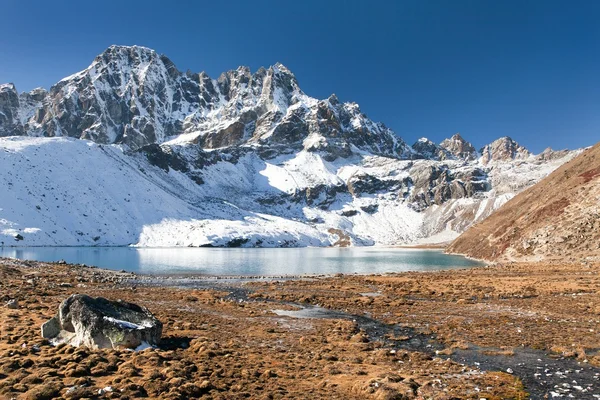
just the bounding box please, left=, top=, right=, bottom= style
left=0, top=45, right=582, bottom=247
left=1, top=45, right=557, bottom=161
left=0, top=45, right=413, bottom=161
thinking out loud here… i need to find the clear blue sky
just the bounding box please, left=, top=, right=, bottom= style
left=1, top=0, right=598, bottom=152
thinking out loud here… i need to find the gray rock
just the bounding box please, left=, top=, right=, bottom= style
left=41, top=294, right=162, bottom=349
left=41, top=316, right=61, bottom=338
left=0, top=83, right=25, bottom=137
left=347, top=173, right=410, bottom=198
left=5, top=299, right=18, bottom=309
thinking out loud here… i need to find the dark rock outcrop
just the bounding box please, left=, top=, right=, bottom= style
left=408, top=163, right=490, bottom=210
left=412, top=138, right=451, bottom=160
left=0, top=84, right=23, bottom=136
left=347, top=173, right=411, bottom=198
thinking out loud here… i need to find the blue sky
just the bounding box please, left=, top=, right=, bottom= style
left=1, top=0, right=598, bottom=152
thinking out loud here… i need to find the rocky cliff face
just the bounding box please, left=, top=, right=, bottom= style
left=0, top=46, right=581, bottom=247
left=0, top=84, right=24, bottom=136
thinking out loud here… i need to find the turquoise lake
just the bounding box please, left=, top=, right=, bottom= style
left=0, top=247, right=484, bottom=276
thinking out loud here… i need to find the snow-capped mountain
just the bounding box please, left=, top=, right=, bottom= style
left=0, top=45, right=580, bottom=247
left=0, top=45, right=411, bottom=159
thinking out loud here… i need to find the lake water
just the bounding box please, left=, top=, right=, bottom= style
left=0, top=247, right=484, bottom=276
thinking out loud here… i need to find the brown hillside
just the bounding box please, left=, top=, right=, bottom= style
left=447, top=141, right=600, bottom=262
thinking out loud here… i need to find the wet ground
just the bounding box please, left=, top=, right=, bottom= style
left=135, top=269, right=600, bottom=399
left=270, top=303, right=600, bottom=399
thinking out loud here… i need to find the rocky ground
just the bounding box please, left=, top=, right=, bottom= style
left=448, top=141, right=600, bottom=263
left=2, top=258, right=600, bottom=399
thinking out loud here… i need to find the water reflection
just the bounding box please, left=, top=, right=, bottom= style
left=0, top=247, right=484, bottom=276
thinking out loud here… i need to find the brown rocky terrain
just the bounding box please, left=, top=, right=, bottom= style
left=447, top=141, right=600, bottom=262
left=0, top=258, right=536, bottom=400
left=3, top=257, right=600, bottom=399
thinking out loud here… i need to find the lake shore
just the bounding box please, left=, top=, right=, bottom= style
left=2, top=258, right=600, bottom=399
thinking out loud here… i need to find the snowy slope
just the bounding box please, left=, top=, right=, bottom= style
left=0, top=136, right=577, bottom=247
left=0, top=137, right=334, bottom=247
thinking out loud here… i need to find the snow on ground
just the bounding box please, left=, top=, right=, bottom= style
left=0, top=137, right=203, bottom=246
left=0, top=136, right=575, bottom=248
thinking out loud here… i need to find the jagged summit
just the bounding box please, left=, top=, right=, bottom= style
left=0, top=83, right=17, bottom=91
left=439, top=133, right=477, bottom=161
left=480, top=136, right=531, bottom=164
left=0, top=45, right=563, bottom=166
left=98, top=44, right=161, bottom=59
left=0, top=45, right=410, bottom=160
left=411, top=137, right=450, bottom=160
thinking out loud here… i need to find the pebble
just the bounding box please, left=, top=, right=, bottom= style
left=98, top=386, right=113, bottom=395
left=5, top=299, right=18, bottom=309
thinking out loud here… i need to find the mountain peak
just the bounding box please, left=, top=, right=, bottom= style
left=93, top=45, right=171, bottom=72
left=0, top=45, right=548, bottom=166
left=103, top=44, right=158, bottom=56
left=0, top=83, right=17, bottom=92
left=412, top=137, right=452, bottom=160
left=327, top=93, right=340, bottom=105
left=481, top=136, right=530, bottom=164
left=439, top=133, right=476, bottom=160
left=272, top=62, right=293, bottom=75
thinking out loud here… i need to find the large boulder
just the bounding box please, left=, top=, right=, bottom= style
left=41, top=294, right=162, bottom=349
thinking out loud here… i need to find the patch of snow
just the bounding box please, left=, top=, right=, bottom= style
left=103, top=316, right=152, bottom=330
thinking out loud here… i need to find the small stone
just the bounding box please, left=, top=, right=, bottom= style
left=12, top=383, right=28, bottom=392
left=98, top=386, right=113, bottom=395
left=198, top=380, right=211, bottom=390
left=5, top=299, right=18, bottom=309
left=506, top=368, right=513, bottom=374
left=350, top=333, right=369, bottom=343
left=262, top=369, right=276, bottom=378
